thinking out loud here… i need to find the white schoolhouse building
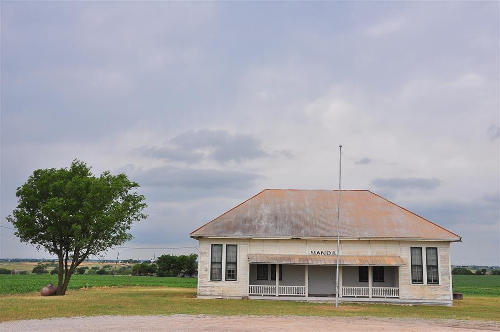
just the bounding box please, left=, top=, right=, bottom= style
left=190, top=189, right=461, bottom=305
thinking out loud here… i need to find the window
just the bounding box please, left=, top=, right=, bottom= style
left=271, top=264, right=283, bottom=281
left=257, top=264, right=268, bottom=280
left=225, top=245, right=237, bottom=281
left=359, top=266, right=368, bottom=282
left=373, top=266, right=384, bottom=282
left=411, top=247, right=423, bottom=284
left=426, top=247, right=439, bottom=284
left=210, top=244, right=222, bottom=281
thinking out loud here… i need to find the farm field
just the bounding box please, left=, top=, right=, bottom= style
left=0, top=287, right=499, bottom=323
left=452, top=275, right=500, bottom=297
left=0, top=275, right=197, bottom=295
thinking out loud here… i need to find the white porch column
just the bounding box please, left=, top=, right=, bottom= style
left=305, top=265, right=309, bottom=298
left=339, top=265, right=343, bottom=298
left=275, top=264, right=279, bottom=296
left=368, top=266, right=373, bottom=298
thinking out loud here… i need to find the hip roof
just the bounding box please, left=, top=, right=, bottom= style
left=190, top=189, right=461, bottom=241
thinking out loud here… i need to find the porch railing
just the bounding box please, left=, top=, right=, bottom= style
left=249, top=285, right=275, bottom=296
left=342, top=286, right=369, bottom=297
left=372, top=287, right=399, bottom=298
left=249, top=285, right=306, bottom=296
left=279, top=285, right=306, bottom=296
left=249, top=285, right=398, bottom=298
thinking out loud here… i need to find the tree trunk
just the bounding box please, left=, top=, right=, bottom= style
left=56, top=255, right=64, bottom=295
left=61, top=268, right=73, bottom=295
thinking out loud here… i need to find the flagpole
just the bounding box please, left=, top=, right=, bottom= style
left=335, top=145, right=342, bottom=308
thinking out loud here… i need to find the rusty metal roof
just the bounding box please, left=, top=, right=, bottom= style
left=248, top=254, right=405, bottom=266
left=190, top=189, right=461, bottom=241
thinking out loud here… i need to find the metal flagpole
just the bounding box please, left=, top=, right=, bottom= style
left=335, top=145, right=342, bottom=308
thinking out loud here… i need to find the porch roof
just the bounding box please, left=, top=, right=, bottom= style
left=247, top=254, right=405, bottom=266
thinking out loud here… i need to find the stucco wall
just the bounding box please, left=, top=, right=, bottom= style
left=197, top=238, right=453, bottom=302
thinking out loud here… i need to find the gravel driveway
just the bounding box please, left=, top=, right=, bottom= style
left=1, top=315, right=499, bottom=331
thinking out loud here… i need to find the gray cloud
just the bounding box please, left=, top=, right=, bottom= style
left=143, top=147, right=204, bottom=163
left=372, top=177, right=441, bottom=191
left=136, top=165, right=260, bottom=189
left=355, top=157, right=372, bottom=165
left=487, top=125, right=500, bottom=141
left=145, top=129, right=268, bottom=164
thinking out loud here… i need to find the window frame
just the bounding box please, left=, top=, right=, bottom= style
left=256, top=264, right=268, bottom=280
left=358, top=266, right=368, bottom=282
left=225, top=244, right=237, bottom=281
left=210, top=244, right=223, bottom=281
left=372, top=266, right=384, bottom=283
left=426, top=247, right=439, bottom=285
left=410, top=247, right=424, bottom=284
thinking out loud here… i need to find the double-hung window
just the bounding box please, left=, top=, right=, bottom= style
left=210, top=244, right=223, bottom=281
left=373, top=266, right=384, bottom=282
left=411, top=247, right=423, bottom=284
left=426, top=247, right=439, bottom=284
left=358, top=266, right=368, bottom=282
left=225, top=245, right=237, bottom=281
left=257, top=264, right=268, bottom=280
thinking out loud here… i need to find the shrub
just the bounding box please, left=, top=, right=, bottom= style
left=491, top=269, right=500, bottom=275
left=50, top=267, right=59, bottom=275
left=0, top=268, right=11, bottom=274
left=96, top=268, right=108, bottom=275
left=77, top=267, right=87, bottom=275
left=32, top=265, right=48, bottom=274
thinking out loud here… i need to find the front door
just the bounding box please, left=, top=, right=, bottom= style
left=308, top=266, right=336, bottom=296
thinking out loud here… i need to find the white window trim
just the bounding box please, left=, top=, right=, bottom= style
left=209, top=243, right=224, bottom=282
left=409, top=245, right=441, bottom=286
left=225, top=244, right=238, bottom=282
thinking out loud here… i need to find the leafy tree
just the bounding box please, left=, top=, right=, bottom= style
left=452, top=267, right=473, bottom=275
left=156, top=255, right=179, bottom=277
left=50, top=267, right=59, bottom=275
left=7, top=160, right=147, bottom=295
left=76, top=267, right=87, bottom=275
left=0, top=268, right=12, bottom=274
left=132, top=262, right=157, bottom=276
left=156, top=254, right=197, bottom=277
left=32, top=264, right=48, bottom=274
left=491, top=269, right=500, bottom=275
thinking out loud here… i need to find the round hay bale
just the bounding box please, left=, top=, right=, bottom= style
left=40, top=283, right=56, bottom=296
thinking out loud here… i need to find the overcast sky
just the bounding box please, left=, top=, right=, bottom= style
left=1, top=2, right=498, bottom=265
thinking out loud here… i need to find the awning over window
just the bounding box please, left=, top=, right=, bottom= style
left=247, top=254, right=405, bottom=266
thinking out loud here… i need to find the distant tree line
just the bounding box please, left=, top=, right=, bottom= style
left=452, top=267, right=500, bottom=275
left=1, top=254, right=198, bottom=277
left=132, top=254, right=197, bottom=277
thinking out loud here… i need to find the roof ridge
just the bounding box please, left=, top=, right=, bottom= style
left=367, top=190, right=462, bottom=241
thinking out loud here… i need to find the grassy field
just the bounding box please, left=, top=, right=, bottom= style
left=0, top=274, right=196, bottom=294
left=0, top=274, right=498, bottom=322
left=0, top=287, right=499, bottom=322
left=452, top=275, right=500, bottom=297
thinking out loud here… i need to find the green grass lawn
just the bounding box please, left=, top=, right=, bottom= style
left=452, top=275, right=500, bottom=297
left=0, top=274, right=197, bottom=295
left=0, top=287, right=498, bottom=322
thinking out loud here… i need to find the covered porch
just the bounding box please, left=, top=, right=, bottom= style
left=247, top=254, right=403, bottom=299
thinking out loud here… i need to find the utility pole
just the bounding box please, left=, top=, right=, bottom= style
left=335, top=145, right=342, bottom=308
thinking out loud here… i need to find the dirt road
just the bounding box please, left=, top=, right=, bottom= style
left=1, top=314, right=499, bottom=331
